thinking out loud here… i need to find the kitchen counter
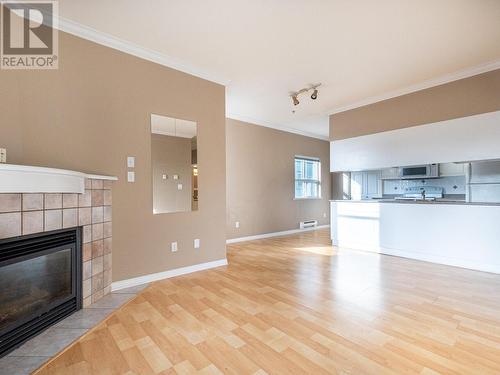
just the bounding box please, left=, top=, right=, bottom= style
left=330, top=200, right=500, bottom=274
left=330, top=199, right=500, bottom=206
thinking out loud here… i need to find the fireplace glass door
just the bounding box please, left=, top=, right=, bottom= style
left=0, top=228, right=82, bottom=357
left=0, top=248, right=73, bottom=333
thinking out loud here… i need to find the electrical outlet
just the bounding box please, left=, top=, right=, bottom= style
left=171, top=242, right=178, bottom=252
left=235, top=221, right=240, bottom=228
left=323, top=212, right=327, bottom=218
left=177, top=183, right=183, bottom=190
left=0, top=148, right=6, bottom=163
left=127, top=156, right=135, bottom=168
left=194, top=239, right=200, bottom=249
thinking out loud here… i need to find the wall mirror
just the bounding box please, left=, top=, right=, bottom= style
left=151, top=114, right=198, bottom=214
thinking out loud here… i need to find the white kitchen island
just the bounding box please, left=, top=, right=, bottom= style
left=330, top=200, right=500, bottom=274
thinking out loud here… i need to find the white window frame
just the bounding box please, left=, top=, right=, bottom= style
left=294, top=156, right=322, bottom=200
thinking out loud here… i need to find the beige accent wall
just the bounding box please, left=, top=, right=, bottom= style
left=0, top=32, right=226, bottom=282
left=330, top=69, right=500, bottom=140
left=151, top=134, right=193, bottom=213
left=226, top=119, right=330, bottom=239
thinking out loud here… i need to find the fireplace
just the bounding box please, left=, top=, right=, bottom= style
left=0, top=228, right=82, bottom=357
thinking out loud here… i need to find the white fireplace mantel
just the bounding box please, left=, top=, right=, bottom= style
left=0, top=163, right=118, bottom=193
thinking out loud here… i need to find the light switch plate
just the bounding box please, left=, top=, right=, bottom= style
left=194, top=239, right=200, bottom=249
left=177, top=183, right=183, bottom=190
left=173, top=174, right=179, bottom=180
left=127, top=156, right=135, bottom=168
left=0, top=148, right=6, bottom=163
left=171, top=242, right=178, bottom=252
left=162, top=174, right=167, bottom=180
left=235, top=221, right=240, bottom=228
left=127, top=171, right=135, bottom=182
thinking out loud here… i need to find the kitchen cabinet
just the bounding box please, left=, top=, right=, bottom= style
left=381, top=167, right=399, bottom=180
left=350, top=171, right=382, bottom=200
left=470, top=160, right=500, bottom=183
left=351, top=172, right=363, bottom=200
left=366, top=171, right=381, bottom=198
left=469, top=160, right=500, bottom=203
left=439, top=163, right=466, bottom=177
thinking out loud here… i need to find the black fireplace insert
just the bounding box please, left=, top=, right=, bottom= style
left=0, top=228, right=82, bottom=357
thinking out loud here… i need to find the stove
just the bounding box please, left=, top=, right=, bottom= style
left=395, top=186, right=444, bottom=201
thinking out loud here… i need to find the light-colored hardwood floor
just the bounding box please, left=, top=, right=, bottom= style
left=35, top=229, right=500, bottom=374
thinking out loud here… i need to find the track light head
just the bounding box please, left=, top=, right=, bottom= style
left=290, top=83, right=321, bottom=106
left=311, top=89, right=318, bottom=100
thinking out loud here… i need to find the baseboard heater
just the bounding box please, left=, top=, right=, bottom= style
left=300, top=220, right=318, bottom=229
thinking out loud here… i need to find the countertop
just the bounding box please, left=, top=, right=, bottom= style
left=330, top=199, right=500, bottom=206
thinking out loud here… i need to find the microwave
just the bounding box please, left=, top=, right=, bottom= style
left=399, top=164, right=439, bottom=179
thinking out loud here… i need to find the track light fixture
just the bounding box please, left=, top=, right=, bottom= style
left=311, top=89, right=318, bottom=100
left=290, top=83, right=321, bottom=107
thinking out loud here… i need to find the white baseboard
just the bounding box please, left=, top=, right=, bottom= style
left=111, top=258, right=228, bottom=291
left=226, top=225, right=330, bottom=244
left=336, top=241, right=500, bottom=275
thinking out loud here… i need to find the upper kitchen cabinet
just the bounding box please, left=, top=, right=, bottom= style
left=330, top=110, right=500, bottom=172
left=381, top=167, right=399, bottom=180
left=439, top=163, right=466, bottom=177
left=470, top=160, right=500, bottom=183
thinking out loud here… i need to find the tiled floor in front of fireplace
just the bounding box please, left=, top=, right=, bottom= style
left=0, top=284, right=149, bottom=375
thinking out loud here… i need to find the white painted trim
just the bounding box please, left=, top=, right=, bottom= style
left=226, top=114, right=329, bottom=141
left=226, top=225, right=330, bottom=244
left=56, top=16, right=228, bottom=86
left=111, top=259, right=228, bottom=291
left=329, top=59, right=500, bottom=115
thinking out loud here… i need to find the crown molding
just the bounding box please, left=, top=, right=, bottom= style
left=226, top=113, right=329, bottom=141
left=329, top=59, right=500, bottom=115
left=55, top=16, right=229, bottom=86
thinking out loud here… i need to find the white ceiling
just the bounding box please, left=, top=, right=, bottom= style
left=59, top=0, right=500, bottom=139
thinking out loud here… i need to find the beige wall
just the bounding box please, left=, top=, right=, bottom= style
left=330, top=69, right=500, bottom=140
left=226, top=119, right=330, bottom=239
left=151, top=134, right=193, bottom=213
left=0, top=32, right=226, bottom=282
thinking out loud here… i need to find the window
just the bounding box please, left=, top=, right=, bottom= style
left=294, top=156, right=321, bottom=199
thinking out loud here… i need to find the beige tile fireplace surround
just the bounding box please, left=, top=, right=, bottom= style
left=0, top=177, right=115, bottom=306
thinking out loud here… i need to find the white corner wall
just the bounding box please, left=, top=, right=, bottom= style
left=330, top=110, right=500, bottom=172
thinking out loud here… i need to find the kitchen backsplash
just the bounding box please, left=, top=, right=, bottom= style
left=383, top=176, right=466, bottom=196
